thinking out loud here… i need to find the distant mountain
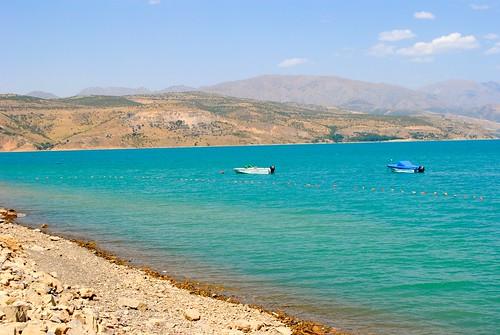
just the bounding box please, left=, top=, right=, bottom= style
left=26, top=91, right=58, bottom=99
left=468, top=104, right=500, bottom=122
left=26, top=76, right=500, bottom=122
left=202, top=75, right=439, bottom=113
left=78, top=87, right=152, bottom=96
left=201, top=75, right=500, bottom=121
left=158, top=85, right=196, bottom=93
left=77, top=85, right=195, bottom=96
left=419, top=80, right=500, bottom=108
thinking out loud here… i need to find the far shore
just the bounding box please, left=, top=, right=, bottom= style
left=0, top=137, right=497, bottom=154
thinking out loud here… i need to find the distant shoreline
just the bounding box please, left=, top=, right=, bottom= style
left=0, top=137, right=497, bottom=154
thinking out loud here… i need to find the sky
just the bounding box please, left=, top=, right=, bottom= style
left=1, top=0, right=499, bottom=96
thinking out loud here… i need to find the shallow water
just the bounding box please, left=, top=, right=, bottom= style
left=0, top=140, right=499, bottom=335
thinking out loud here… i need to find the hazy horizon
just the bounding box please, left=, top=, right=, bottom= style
left=2, top=73, right=500, bottom=98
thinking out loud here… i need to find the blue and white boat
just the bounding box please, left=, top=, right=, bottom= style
left=387, top=161, right=425, bottom=173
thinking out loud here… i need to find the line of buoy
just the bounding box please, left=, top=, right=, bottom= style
left=23, top=175, right=490, bottom=201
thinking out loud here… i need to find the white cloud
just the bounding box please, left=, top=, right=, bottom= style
left=485, top=42, right=500, bottom=55
left=397, top=33, right=479, bottom=56
left=148, top=0, right=160, bottom=5
left=379, top=29, right=415, bottom=42
left=414, top=11, right=435, bottom=20
left=484, top=33, right=499, bottom=40
left=368, top=43, right=395, bottom=57
left=470, top=3, right=490, bottom=10
left=278, top=58, right=308, bottom=68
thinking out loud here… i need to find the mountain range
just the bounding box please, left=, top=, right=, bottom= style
left=202, top=75, right=500, bottom=121
left=77, top=85, right=195, bottom=96
left=420, top=80, right=500, bottom=108
left=26, top=91, right=59, bottom=99
left=21, top=75, right=500, bottom=122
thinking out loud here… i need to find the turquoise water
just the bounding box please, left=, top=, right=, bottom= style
left=0, top=141, right=499, bottom=335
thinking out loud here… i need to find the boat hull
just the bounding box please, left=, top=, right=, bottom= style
left=390, top=168, right=419, bottom=173
left=233, top=167, right=272, bottom=175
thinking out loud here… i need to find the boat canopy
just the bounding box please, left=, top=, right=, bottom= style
left=388, top=160, right=419, bottom=169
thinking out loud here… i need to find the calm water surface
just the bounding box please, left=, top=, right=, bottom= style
left=0, top=141, right=498, bottom=335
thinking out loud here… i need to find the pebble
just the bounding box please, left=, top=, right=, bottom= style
left=274, top=326, right=293, bottom=335
left=183, top=308, right=201, bottom=321
left=78, top=288, right=96, bottom=300
left=231, top=319, right=253, bottom=332
left=29, top=245, right=45, bottom=252
left=117, top=297, right=147, bottom=311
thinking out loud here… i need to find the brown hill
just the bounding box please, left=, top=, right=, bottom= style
left=0, top=93, right=498, bottom=152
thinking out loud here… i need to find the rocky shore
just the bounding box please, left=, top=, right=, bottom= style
left=0, top=208, right=342, bottom=335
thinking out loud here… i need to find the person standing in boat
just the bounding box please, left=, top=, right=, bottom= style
left=270, top=165, right=276, bottom=174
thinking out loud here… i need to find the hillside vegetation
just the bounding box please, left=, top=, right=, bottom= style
left=0, top=92, right=498, bottom=151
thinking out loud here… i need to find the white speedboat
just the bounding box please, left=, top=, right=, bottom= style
left=234, top=165, right=276, bottom=175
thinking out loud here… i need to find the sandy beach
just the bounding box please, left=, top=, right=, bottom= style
left=0, top=208, right=341, bottom=335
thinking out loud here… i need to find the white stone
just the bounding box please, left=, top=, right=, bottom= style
left=22, top=322, right=48, bottom=335
left=78, top=288, right=96, bottom=299
left=42, top=294, right=56, bottom=306
left=275, top=326, right=293, bottom=335
left=231, top=319, right=252, bottom=332
left=183, top=308, right=201, bottom=321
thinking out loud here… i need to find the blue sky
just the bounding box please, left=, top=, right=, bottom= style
left=1, top=0, right=499, bottom=96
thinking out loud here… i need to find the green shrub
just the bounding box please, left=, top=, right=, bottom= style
left=350, top=132, right=400, bottom=142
